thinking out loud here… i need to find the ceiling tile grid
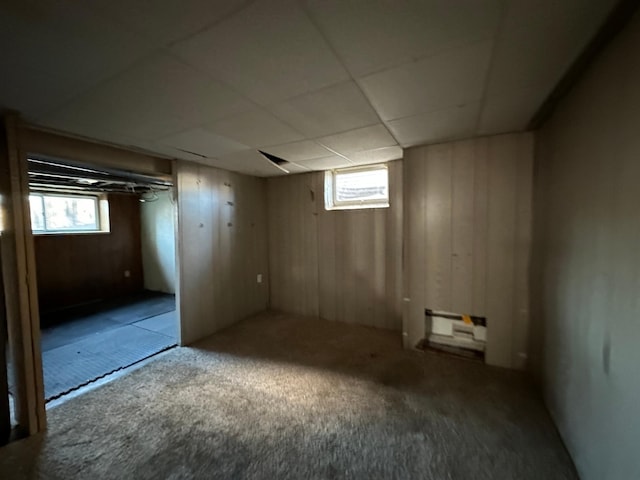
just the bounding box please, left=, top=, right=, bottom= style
left=260, top=140, right=334, bottom=163
left=317, top=124, right=397, bottom=155
left=159, top=128, right=249, bottom=158
left=303, top=0, right=504, bottom=77
left=268, top=81, right=381, bottom=138
left=358, top=40, right=494, bottom=122
left=204, top=108, right=304, bottom=148
left=170, top=0, right=350, bottom=106
left=0, top=0, right=618, bottom=176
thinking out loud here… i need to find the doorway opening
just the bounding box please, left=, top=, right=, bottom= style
left=27, top=156, right=179, bottom=402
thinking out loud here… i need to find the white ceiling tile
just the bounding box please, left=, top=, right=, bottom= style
left=487, top=6, right=611, bottom=100
left=283, top=162, right=312, bottom=174
left=304, top=0, right=503, bottom=76
left=260, top=140, right=333, bottom=162
left=478, top=88, right=544, bottom=135
left=43, top=54, right=256, bottom=142
left=1, top=0, right=617, bottom=177
left=0, top=60, right=83, bottom=118
left=317, top=124, right=397, bottom=155
left=213, top=149, right=286, bottom=177
left=110, top=55, right=255, bottom=125
left=84, top=54, right=252, bottom=126
left=360, top=40, right=493, bottom=121
left=270, top=81, right=379, bottom=138
left=86, top=0, right=252, bottom=46
left=205, top=109, right=304, bottom=147
left=44, top=96, right=193, bottom=142
left=386, top=103, right=480, bottom=148
left=295, top=155, right=353, bottom=171
left=347, top=146, right=404, bottom=166
left=117, top=141, right=192, bottom=161
left=0, top=0, right=156, bottom=116
left=171, top=0, right=349, bottom=105
left=160, top=128, right=249, bottom=158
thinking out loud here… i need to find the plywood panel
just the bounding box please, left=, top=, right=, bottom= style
left=403, top=133, right=533, bottom=369
left=530, top=14, right=640, bottom=477
left=424, top=144, right=453, bottom=310
left=404, top=148, right=427, bottom=346
left=512, top=134, right=534, bottom=369
left=177, top=161, right=268, bottom=345
left=268, top=161, right=403, bottom=331
left=387, top=160, right=403, bottom=332
left=471, top=137, right=490, bottom=316
left=450, top=140, right=475, bottom=313
left=484, top=135, right=519, bottom=367
left=267, top=174, right=319, bottom=317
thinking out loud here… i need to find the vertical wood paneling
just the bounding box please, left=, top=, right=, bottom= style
left=316, top=173, right=336, bottom=322
left=451, top=140, right=475, bottom=313
left=404, top=148, right=427, bottom=346
left=471, top=138, right=490, bottom=316
left=424, top=144, right=453, bottom=310
left=512, top=135, right=534, bottom=369
left=267, top=174, right=319, bottom=317
left=177, top=161, right=268, bottom=345
left=403, top=133, right=533, bottom=369
left=268, top=161, right=403, bottom=331
left=485, top=135, right=519, bottom=367
left=388, top=161, right=403, bottom=331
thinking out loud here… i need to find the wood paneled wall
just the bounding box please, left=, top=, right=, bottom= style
left=267, top=161, right=403, bottom=331
left=34, top=193, right=143, bottom=316
left=176, top=161, right=269, bottom=345
left=530, top=12, right=640, bottom=478
left=403, top=133, right=533, bottom=369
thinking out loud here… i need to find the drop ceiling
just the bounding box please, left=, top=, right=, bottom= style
left=0, top=0, right=616, bottom=177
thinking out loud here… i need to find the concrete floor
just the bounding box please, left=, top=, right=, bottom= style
left=0, top=312, right=577, bottom=479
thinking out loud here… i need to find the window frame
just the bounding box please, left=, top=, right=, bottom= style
left=29, top=191, right=110, bottom=235
left=324, top=164, right=390, bottom=211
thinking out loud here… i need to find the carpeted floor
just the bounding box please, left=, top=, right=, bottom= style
left=0, top=312, right=577, bottom=479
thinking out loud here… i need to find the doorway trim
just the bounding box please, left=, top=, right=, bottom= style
left=2, top=115, right=179, bottom=435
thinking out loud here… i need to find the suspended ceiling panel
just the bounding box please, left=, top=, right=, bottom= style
left=260, top=140, right=333, bottom=163
left=0, top=0, right=618, bottom=176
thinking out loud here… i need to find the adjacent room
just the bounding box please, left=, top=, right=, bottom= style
left=0, top=1, right=638, bottom=479
left=28, top=157, right=178, bottom=401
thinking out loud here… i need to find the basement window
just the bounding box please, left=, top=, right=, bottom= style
left=325, top=164, right=389, bottom=210
left=29, top=193, right=110, bottom=234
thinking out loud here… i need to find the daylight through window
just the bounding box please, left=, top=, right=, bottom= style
left=29, top=193, right=103, bottom=233
left=325, top=164, right=389, bottom=210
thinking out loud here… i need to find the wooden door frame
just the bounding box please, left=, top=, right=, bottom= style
left=2, top=115, right=180, bottom=436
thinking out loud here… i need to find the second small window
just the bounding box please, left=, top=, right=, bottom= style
left=29, top=193, right=108, bottom=234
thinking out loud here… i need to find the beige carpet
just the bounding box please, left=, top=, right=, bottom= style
left=0, top=312, right=577, bottom=479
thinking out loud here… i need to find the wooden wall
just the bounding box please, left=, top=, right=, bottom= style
left=176, top=161, right=269, bottom=345
left=267, top=161, right=403, bottom=331
left=529, top=12, right=640, bottom=478
left=403, top=133, right=533, bottom=369
left=34, top=194, right=143, bottom=315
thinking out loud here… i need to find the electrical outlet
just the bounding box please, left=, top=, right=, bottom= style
left=124, top=270, right=131, bottom=278
left=257, top=274, right=263, bottom=284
